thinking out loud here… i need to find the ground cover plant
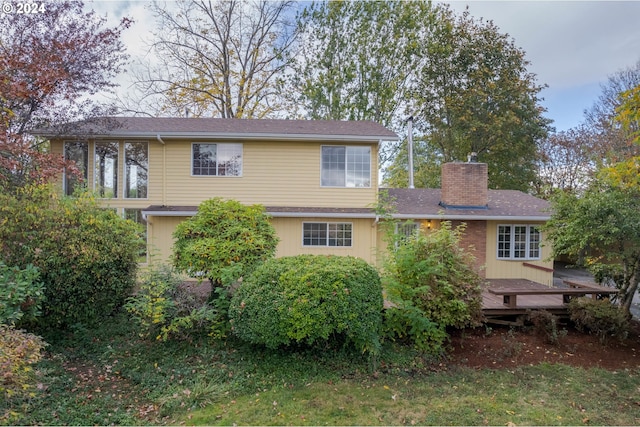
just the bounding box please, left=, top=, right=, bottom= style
left=4, top=310, right=640, bottom=426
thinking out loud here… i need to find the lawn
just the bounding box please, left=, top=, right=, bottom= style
left=3, top=312, right=640, bottom=426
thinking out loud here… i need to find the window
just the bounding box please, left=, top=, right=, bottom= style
left=125, top=142, right=148, bottom=198
left=303, top=222, right=352, bottom=247
left=64, top=141, right=88, bottom=196
left=497, top=225, right=541, bottom=260
left=124, top=209, right=148, bottom=262
left=321, top=146, right=370, bottom=187
left=94, top=141, right=118, bottom=198
left=192, top=143, right=242, bottom=176
left=395, top=221, right=419, bottom=247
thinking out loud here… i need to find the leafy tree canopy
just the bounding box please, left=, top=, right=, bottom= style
left=0, top=0, right=130, bottom=191
left=545, top=171, right=640, bottom=318
left=172, top=198, right=279, bottom=292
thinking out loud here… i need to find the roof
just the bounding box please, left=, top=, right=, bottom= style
left=385, top=188, right=551, bottom=221
left=33, top=117, right=398, bottom=142
left=142, top=188, right=551, bottom=221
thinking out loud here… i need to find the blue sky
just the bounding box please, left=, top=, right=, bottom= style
left=92, top=0, right=640, bottom=133
left=446, top=1, right=640, bottom=132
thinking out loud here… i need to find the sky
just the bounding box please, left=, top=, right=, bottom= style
left=90, top=0, right=640, bottom=133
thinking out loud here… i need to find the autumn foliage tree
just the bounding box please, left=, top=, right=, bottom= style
left=0, top=0, right=130, bottom=191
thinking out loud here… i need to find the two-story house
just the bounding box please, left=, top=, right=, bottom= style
left=37, top=117, right=553, bottom=285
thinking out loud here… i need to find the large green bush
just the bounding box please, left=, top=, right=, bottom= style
left=383, top=221, right=484, bottom=354
left=0, top=263, right=44, bottom=326
left=172, top=198, right=279, bottom=293
left=229, top=255, right=383, bottom=355
left=0, top=185, right=143, bottom=327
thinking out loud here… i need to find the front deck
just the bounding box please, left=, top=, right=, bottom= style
left=482, top=278, right=618, bottom=325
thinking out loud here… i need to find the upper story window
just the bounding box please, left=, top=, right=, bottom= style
left=321, top=145, right=371, bottom=188
left=64, top=141, right=88, bottom=196
left=95, top=141, right=118, bottom=198
left=192, top=143, right=242, bottom=176
left=125, top=142, right=148, bottom=199
left=497, top=225, right=541, bottom=260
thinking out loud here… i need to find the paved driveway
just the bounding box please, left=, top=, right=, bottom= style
left=553, top=261, right=639, bottom=318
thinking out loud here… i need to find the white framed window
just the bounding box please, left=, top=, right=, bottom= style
left=321, top=145, right=371, bottom=187
left=192, top=143, right=242, bottom=176
left=63, top=141, right=88, bottom=196
left=497, top=225, right=541, bottom=260
left=303, top=222, right=352, bottom=247
left=395, top=221, right=419, bottom=247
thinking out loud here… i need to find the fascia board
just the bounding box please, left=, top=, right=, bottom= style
left=143, top=210, right=377, bottom=219
left=391, top=214, right=551, bottom=222
left=42, top=131, right=398, bottom=143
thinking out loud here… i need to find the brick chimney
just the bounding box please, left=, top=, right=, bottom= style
left=440, top=161, right=488, bottom=209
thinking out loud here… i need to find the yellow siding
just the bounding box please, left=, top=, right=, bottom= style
left=270, top=217, right=378, bottom=264
left=147, top=215, right=379, bottom=267
left=50, top=138, right=378, bottom=210
left=161, top=140, right=378, bottom=208
left=147, top=216, right=184, bottom=265
left=485, top=221, right=554, bottom=285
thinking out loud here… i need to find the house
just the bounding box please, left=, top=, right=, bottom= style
left=37, top=117, right=553, bottom=285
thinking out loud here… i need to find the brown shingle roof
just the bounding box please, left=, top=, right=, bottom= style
left=143, top=189, right=550, bottom=221
left=385, top=188, right=551, bottom=220
left=35, top=117, right=398, bottom=142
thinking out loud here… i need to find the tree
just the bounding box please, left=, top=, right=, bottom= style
left=583, top=60, right=640, bottom=164
left=131, top=0, right=296, bottom=118
left=172, top=198, right=279, bottom=295
left=545, top=175, right=640, bottom=318
left=533, top=125, right=599, bottom=198
left=286, top=1, right=431, bottom=127
left=616, top=84, right=640, bottom=144
left=407, top=7, right=551, bottom=191
left=0, top=0, right=130, bottom=191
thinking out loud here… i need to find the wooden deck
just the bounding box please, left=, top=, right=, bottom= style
left=482, top=278, right=618, bottom=325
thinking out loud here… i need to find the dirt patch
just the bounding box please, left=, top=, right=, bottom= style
left=447, top=319, right=640, bottom=370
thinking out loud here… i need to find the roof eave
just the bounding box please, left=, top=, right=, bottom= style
left=392, top=214, right=551, bottom=222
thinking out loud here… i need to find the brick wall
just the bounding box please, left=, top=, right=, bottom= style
left=441, top=162, right=488, bottom=208
left=451, top=220, right=487, bottom=277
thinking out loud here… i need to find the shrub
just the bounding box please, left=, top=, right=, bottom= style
left=0, top=263, right=44, bottom=326
left=568, top=297, right=629, bottom=345
left=0, top=185, right=143, bottom=327
left=0, top=325, right=46, bottom=404
left=172, top=198, right=278, bottom=294
left=229, top=255, right=383, bottom=355
left=125, top=266, right=225, bottom=341
left=382, top=221, right=484, bottom=355
left=527, top=310, right=566, bottom=345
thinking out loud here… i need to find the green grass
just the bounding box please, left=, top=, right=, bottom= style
left=4, top=313, right=640, bottom=426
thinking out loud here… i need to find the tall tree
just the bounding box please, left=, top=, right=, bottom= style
left=131, top=0, right=297, bottom=118
left=0, top=0, right=130, bottom=191
left=408, top=7, right=551, bottom=191
left=616, top=84, right=640, bottom=144
left=583, top=59, right=640, bottom=163
left=533, top=125, right=599, bottom=198
left=285, top=0, right=432, bottom=131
